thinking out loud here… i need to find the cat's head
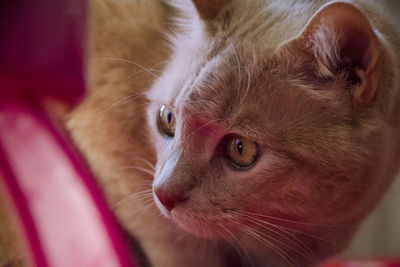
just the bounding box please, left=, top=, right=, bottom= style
left=146, top=0, right=397, bottom=260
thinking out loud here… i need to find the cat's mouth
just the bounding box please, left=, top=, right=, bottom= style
left=152, top=188, right=232, bottom=235
left=170, top=209, right=238, bottom=237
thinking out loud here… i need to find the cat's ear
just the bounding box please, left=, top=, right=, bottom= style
left=289, top=2, right=381, bottom=110
left=191, top=0, right=228, bottom=20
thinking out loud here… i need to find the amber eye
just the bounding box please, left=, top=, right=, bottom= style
left=225, top=135, right=258, bottom=168
left=158, top=105, right=175, bottom=137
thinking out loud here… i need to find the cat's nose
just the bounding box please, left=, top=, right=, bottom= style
left=155, top=188, right=187, bottom=211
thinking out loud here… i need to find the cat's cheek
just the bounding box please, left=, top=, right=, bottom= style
left=169, top=207, right=238, bottom=238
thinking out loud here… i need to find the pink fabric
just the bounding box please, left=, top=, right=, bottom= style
left=0, top=103, right=132, bottom=267
left=0, top=1, right=86, bottom=105
left=0, top=1, right=133, bottom=266
left=320, top=259, right=400, bottom=267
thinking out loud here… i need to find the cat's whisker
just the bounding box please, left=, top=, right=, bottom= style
left=195, top=73, right=226, bottom=106
left=131, top=157, right=156, bottom=171
left=133, top=181, right=154, bottom=188
left=236, top=67, right=252, bottom=112
left=125, top=198, right=156, bottom=218
left=101, top=92, right=147, bottom=113
left=231, top=211, right=319, bottom=263
left=278, top=224, right=340, bottom=249
left=128, top=60, right=167, bottom=79
left=128, top=67, right=164, bottom=79
left=114, top=194, right=154, bottom=210
left=128, top=69, right=162, bottom=79
left=237, top=210, right=340, bottom=249
left=229, top=217, right=299, bottom=266
left=193, top=229, right=202, bottom=252
left=211, top=235, right=222, bottom=267
left=217, top=222, right=253, bottom=267
left=202, top=229, right=217, bottom=266
left=230, top=211, right=319, bottom=261
left=249, top=227, right=300, bottom=267
left=92, top=57, right=158, bottom=78
left=199, top=231, right=207, bottom=265
left=244, top=211, right=344, bottom=227
left=112, top=189, right=153, bottom=209
left=128, top=61, right=167, bottom=79
left=231, top=43, right=242, bottom=95
left=187, top=99, right=219, bottom=110
left=214, top=226, right=233, bottom=266
left=202, top=79, right=226, bottom=105
left=116, top=165, right=155, bottom=177
left=232, top=219, right=299, bottom=267
left=115, top=102, right=150, bottom=114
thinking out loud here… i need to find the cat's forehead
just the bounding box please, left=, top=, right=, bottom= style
left=163, top=40, right=347, bottom=146
left=167, top=46, right=295, bottom=140
left=148, top=0, right=349, bottom=141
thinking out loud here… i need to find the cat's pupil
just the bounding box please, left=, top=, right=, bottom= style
left=158, top=105, right=176, bottom=137
left=236, top=140, right=243, bottom=155
left=167, top=112, right=172, bottom=124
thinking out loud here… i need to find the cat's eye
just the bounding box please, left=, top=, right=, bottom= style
left=225, top=135, right=258, bottom=168
left=158, top=105, right=175, bottom=137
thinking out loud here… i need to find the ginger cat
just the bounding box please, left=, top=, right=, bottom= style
left=1, top=0, right=399, bottom=266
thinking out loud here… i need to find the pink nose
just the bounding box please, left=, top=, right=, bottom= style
left=155, top=188, right=187, bottom=211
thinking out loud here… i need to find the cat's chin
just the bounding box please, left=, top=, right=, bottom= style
left=173, top=216, right=232, bottom=238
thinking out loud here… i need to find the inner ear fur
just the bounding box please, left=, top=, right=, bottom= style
left=289, top=2, right=381, bottom=110
left=191, top=0, right=229, bottom=20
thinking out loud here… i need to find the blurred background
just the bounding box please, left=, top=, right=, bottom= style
left=345, top=176, right=400, bottom=258
left=341, top=1, right=400, bottom=259
left=343, top=0, right=400, bottom=259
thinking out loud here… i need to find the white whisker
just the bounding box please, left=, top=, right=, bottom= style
left=117, top=166, right=155, bottom=177
left=126, top=198, right=156, bottom=218
left=237, top=67, right=251, bottom=111
left=101, top=92, right=146, bottom=113
left=232, top=219, right=299, bottom=267
left=244, top=211, right=342, bottom=227
left=218, top=222, right=253, bottom=267
left=233, top=211, right=319, bottom=263
left=241, top=211, right=341, bottom=248
left=128, top=60, right=167, bottom=79
left=131, top=157, right=156, bottom=171
left=92, top=57, right=158, bottom=78
left=113, top=189, right=153, bottom=209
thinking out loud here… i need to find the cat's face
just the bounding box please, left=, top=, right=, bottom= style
left=146, top=0, right=393, bottom=259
